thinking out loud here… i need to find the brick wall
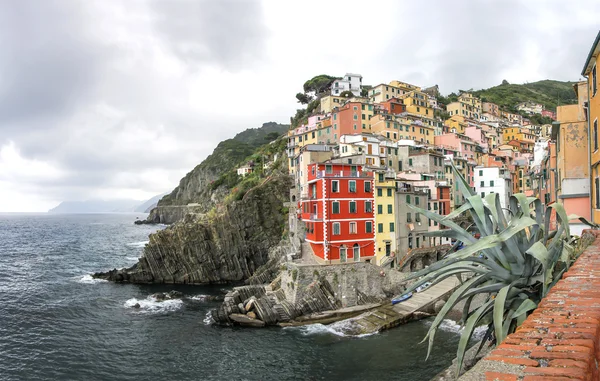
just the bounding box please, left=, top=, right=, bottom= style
left=460, top=230, right=600, bottom=381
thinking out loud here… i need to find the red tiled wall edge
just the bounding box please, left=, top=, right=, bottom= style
left=464, top=230, right=600, bottom=381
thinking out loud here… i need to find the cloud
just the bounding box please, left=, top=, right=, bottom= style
left=150, top=0, right=268, bottom=70
left=1, top=0, right=600, bottom=212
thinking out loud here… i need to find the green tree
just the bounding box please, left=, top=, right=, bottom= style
left=303, top=75, right=339, bottom=96
left=339, top=90, right=354, bottom=98
left=295, top=92, right=312, bottom=105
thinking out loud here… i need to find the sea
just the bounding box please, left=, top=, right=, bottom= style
left=0, top=213, right=475, bottom=381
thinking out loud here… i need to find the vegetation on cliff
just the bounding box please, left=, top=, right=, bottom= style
left=438, top=80, right=577, bottom=112
left=472, top=79, right=577, bottom=111
left=157, top=122, right=288, bottom=209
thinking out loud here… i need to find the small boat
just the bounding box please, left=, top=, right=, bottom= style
left=416, top=282, right=432, bottom=293
left=391, top=292, right=413, bottom=305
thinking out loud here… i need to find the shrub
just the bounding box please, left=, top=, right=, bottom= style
left=403, top=161, right=590, bottom=378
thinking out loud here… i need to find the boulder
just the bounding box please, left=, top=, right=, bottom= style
left=434, top=300, right=446, bottom=314
left=229, top=313, right=265, bottom=328
left=245, top=297, right=257, bottom=312
left=167, top=291, right=184, bottom=299
left=247, top=311, right=257, bottom=319
left=153, top=293, right=166, bottom=301
left=133, top=303, right=141, bottom=309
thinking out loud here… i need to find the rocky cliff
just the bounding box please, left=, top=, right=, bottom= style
left=95, top=172, right=292, bottom=284
left=146, top=122, right=288, bottom=224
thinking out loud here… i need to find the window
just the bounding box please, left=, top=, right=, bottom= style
left=409, top=158, right=413, bottom=166
left=479, top=170, right=483, bottom=176
left=415, top=197, right=420, bottom=205
left=326, top=165, right=333, bottom=174
left=377, top=205, right=383, bottom=214
left=480, top=181, right=484, bottom=187
left=377, top=188, right=383, bottom=197
left=595, top=120, right=598, bottom=151
left=594, top=65, right=597, bottom=96
left=416, top=213, right=421, bottom=222
left=366, top=221, right=373, bottom=233
left=332, top=180, right=339, bottom=193
left=490, top=180, right=494, bottom=187
left=378, top=173, right=384, bottom=182
left=416, top=237, right=420, bottom=248
left=389, top=222, right=395, bottom=232
left=350, top=222, right=357, bottom=234
left=406, top=195, right=411, bottom=204
left=353, top=244, right=360, bottom=262
left=364, top=181, right=371, bottom=193
left=481, top=192, right=485, bottom=198
left=333, top=223, right=341, bottom=235
left=387, top=204, right=393, bottom=214
left=378, top=223, right=383, bottom=233
left=349, top=181, right=356, bottom=193
left=350, top=201, right=357, bottom=213
left=596, top=177, right=600, bottom=209
left=332, top=201, right=340, bottom=214
left=434, top=203, right=438, bottom=210
left=407, top=212, right=412, bottom=222
left=365, top=201, right=373, bottom=213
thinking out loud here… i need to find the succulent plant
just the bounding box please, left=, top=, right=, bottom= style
left=403, top=161, right=590, bottom=378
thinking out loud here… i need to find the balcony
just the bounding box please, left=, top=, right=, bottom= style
left=316, top=170, right=372, bottom=178
left=308, top=214, right=322, bottom=221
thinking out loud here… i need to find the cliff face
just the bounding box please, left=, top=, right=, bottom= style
left=95, top=173, right=292, bottom=284
left=148, top=122, right=289, bottom=224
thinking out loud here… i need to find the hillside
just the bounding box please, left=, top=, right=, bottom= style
left=471, top=79, right=578, bottom=111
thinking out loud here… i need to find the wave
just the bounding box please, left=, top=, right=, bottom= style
left=77, top=275, right=108, bottom=284
left=287, top=320, right=378, bottom=338
left=126, top=241, right=149, bottom=248
left=424, top=319, right=488, bottom=339
left=125, top=257, right=141, bottom=262
left=124, top=296, right=183, bottom=314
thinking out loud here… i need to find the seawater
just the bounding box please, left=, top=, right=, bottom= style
left=0, top=213, right=467, bottom=381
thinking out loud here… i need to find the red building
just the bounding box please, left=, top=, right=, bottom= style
left=300, top=162, right=375, bottom=263
left=380, top=98, right=407, bottom=115
left=541, top=109, right=556, bottom=120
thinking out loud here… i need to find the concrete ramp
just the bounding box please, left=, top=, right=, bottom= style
left=334, top=276, right=462, bottom=335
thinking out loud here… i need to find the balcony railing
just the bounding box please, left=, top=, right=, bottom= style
left=317, top=170, right=371, bottom=178
left=309, top=214, right=322, bottom=221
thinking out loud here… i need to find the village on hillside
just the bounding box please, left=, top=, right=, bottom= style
left=273, top=74, right=590, bottom=269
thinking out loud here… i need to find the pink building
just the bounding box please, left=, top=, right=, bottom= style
left=465, top=125, right=489, bottom=153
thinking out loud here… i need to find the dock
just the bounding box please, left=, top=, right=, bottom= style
left=326, top=276, right=462, bottom=336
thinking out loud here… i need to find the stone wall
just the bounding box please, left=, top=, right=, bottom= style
left=459, top=230, right=600, bottom=381
left=280, top=262, right=408, bottom=308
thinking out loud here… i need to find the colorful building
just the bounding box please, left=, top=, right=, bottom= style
left=446, top=92, right=482, bottom=120
left=553, top=80, right=591, bottom=234
left=374, top=170, right=398, bottom=266
left=582, top=30, right=600, bottom=223
left=301, top=163, right=375, bottom=263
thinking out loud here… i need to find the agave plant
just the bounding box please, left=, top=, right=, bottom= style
left=403, top=162, right=587, bottom=378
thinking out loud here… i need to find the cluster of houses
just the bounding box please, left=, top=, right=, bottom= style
left=286, top=72, right=590, bottom=268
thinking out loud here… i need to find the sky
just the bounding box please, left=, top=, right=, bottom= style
left=1, top=0, right=599, bottom=212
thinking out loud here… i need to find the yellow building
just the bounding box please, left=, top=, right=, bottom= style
left=444, top=115, right=468, bottom=134
left=370, top=114, right=401, bottom=141
left=398, top=90, right=434, bottom=117
left=582, top=31, right=600, bottom=223
left=502, top=127, right=536, bottom=143
left=369, top=81, right=421, bottom=104
left=320, top=95, right=346, bottom=113
left=374, top=170, right=397, bottom=265
left=447, top=92, right=482, bottom=120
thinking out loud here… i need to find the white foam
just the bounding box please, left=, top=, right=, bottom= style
left=126, top=241, right=149, bottom=248
left=125, top=257, right=140, bottom=262
left=287, top=320, right=378, bottom=338
left=124, top=296, right=183, bottom=313
left=77, top=275, right=108, bottom=284
left=203, top=311, right=214, bottom=325
left=189, top=294, right=210, bottom=301
left=425, top=319, right=488, bottom=339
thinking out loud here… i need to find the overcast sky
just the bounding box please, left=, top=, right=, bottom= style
left=1, top=0, right=599, bottom=212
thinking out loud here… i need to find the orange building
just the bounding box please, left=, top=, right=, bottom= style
left=552, top=80, right=591, bottom=234
left=582, top=31, right=600, bottom=223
